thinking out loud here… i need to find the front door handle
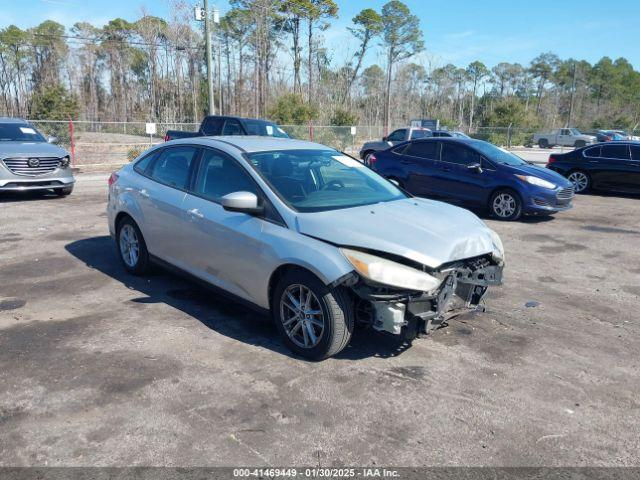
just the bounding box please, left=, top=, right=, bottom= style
left=187, top=208, right=204, bottom=219
left=139, top=189, right=150, bottom=198
left=400, top=160, right=412, bottom=165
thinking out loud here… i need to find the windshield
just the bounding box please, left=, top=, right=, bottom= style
left=410, top=129, right=432, bottom=140
left=470, top=140, right=528, bottom=166
left=0, top=123, right=46, bottom=142
left=244, top=120, right=289, bottom=138
left=247, top=149, right=407, bottom=212
left=569, top=128, right=582, bottom=135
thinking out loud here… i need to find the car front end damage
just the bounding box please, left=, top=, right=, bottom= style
left=334, top=248, right=504, bottom=342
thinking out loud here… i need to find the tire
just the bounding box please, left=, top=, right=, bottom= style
left=574, top=140, right=586, bottom=148
left=116, top=216, right=150, bottom=275
left=490, top=189, right=523, bottom=221
left=363, top=151, right=375, bottom=166
left=567, top=170, right=591, bottom=193
left=55, top=186, right=73, bottom=197
left=272, top=269, right=354, bottom=360
left=538, top=139, right=549, bottom=149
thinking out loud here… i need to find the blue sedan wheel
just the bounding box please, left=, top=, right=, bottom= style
left=490, top=189, right=522, bottom=221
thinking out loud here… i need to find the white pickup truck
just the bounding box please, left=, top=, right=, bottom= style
left=533, top=128, right=596, bottom=148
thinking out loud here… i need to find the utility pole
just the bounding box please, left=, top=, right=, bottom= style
left=567, top=62, right=577, bottom=127
left=213, top=6, right=222, bottom=115
left=203, top=0, right=215, bottom=115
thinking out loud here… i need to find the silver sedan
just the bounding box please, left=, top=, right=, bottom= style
left=107, top=136, right=504, bottom=360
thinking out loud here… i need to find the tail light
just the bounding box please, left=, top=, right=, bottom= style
left=108, top=172, right=119, bottom=187
left=368, top=154, right=377, bottom=167
left=547, top=154, right=557, bottom=165
left=164, top=134, right=170, bottom=142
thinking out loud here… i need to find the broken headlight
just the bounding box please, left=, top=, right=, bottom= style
left=340, top=248, right=442, bottom=293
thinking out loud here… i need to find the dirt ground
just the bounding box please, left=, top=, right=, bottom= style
left=0, top=174, right=638, bottom=467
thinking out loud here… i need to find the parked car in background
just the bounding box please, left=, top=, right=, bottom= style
left=359, top=127, right=432, bottom=165
left=369, top=138, right=574, bottom=220
left=547, top=141, right=640, bottom=194
left=596, top=130, right=627, bottom=142
left=165, top=115, right=289, bottom=141
left=0, top=117, right=74, bottom=196
left=533, top=128, right=596, bottom=148
left=432, top=130, right=471, bottom=139
left=107, top=136, right=504, bottom=360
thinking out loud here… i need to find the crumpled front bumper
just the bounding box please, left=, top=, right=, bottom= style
left=349, top=255, right=503, bottom=339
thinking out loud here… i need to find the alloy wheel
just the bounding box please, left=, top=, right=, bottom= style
left=119, top=224, right=140, bottom=268
left=279, top=284, right=325, bottom=349
left=493, top=193, right=517, bottom=218
left=568, top=171, right=589, bottom=192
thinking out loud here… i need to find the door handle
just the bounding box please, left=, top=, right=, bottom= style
left=441, top=167, right=452, bottom=172
left=187, top=208, right=204, bottom=219
left=139, top=189, right=150, bottom=198
left=400, top=160, right=412, bottom=165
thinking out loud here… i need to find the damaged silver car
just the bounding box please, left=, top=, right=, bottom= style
left=107, top=137, right=504, bottom=360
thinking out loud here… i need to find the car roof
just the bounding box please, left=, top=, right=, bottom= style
left=0, top=117, right=29, bottom=124
left=171, top=135, right=332, bottom=153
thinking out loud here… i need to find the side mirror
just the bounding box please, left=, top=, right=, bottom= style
left=382, top=136, right=387, bottom=141
left=467, top=163, right=483, bottom=174
left=221, top=191, right=263, bottom=215
left=47, top=136, right=58, bottom=144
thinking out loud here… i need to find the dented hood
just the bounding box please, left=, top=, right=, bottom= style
left=294, top=198, right=497, bottom=269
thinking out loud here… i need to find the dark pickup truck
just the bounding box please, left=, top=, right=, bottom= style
left=164, top=115, right=289, bottom=141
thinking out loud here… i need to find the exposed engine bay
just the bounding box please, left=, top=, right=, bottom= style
left=338, top=253, right=503, bottom=342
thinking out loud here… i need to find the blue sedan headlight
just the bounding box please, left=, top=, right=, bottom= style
left=515, top=174, right=556, bottom=190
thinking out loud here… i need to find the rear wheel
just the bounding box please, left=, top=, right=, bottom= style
left=55, top=186, right=73, bottom=197
left=574, top=140, right=586, bottom=148
left=538, top=139, right=549, bottom=149
left=116, top=216, right=150, bottom=275
left=272, top=269, right=353, bottom=360
left=490, top=189, right=522, bottom=221
left=567, top=170, right=590, bottom=193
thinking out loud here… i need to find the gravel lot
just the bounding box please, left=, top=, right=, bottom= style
left=0, top=174, right=639, bottom=467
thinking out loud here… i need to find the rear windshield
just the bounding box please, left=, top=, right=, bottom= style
left=244, top=120, right=289, bottom=138
left=0, top=123, right=46, bottom=142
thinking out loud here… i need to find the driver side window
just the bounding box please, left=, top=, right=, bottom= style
left=195, top=149, right=258, bottom=202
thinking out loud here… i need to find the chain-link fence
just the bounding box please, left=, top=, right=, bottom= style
left=23, top=119, right=640, bottom=169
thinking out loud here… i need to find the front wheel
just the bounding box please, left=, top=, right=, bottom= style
left=567, top=170, right=591, bottom=193
left=490, top=189, right=523, bottom=221
left=272, top=269, right=354, bottom=360
left=55, top=186, right=73, bottom=197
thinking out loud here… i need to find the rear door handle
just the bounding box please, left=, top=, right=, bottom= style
left=400, top=160, right=413, bottom=165
left=187, top=208, right=204, bottom=219
left=139, top=189, right=150, bottom=198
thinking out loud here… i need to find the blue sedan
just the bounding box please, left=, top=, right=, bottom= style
left=369, top=138, right=575, bottom=220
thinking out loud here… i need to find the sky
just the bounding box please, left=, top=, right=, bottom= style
left=2, top=0, right=639, bottom=70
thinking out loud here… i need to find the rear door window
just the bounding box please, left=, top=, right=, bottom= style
left=201, top=117, right=224, bottom=135
left=600, top=144, right=630, bottom=160
left=441, top=143, right=482, bottom=166
left=403, top=141, right=440, bottom=160
left=149, top=146, right=198, bottom=190
left=222, top=119, right=243, bottom=136
left=134, top=150, right=158, bottom=174
left=584, top=146, right=601, bottom=158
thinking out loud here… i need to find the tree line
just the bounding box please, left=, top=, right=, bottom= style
left=0, top=0, right=639, bottom=134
